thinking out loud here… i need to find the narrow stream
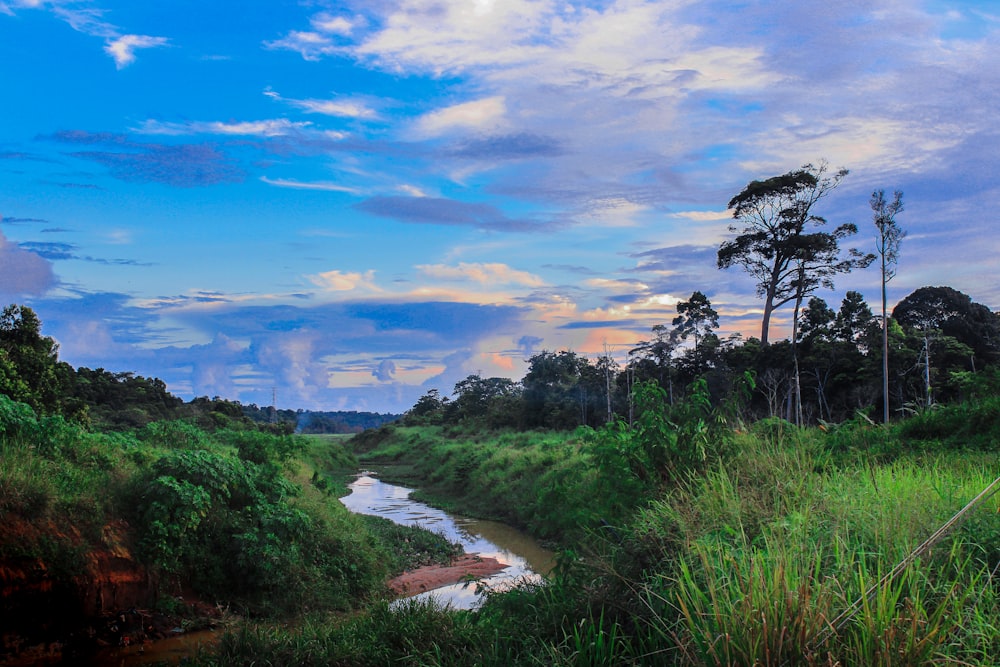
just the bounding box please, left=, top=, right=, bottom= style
left=340, top=473, right=555, bottom=609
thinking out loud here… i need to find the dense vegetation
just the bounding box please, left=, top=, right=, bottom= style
left=206, top=388, right=1000, bottom=665
left=399, top=283, right=999, bottom=434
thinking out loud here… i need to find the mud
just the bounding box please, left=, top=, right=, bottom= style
left=388, top=553, right=509, bottom=596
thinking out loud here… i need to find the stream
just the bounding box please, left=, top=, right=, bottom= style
left=340, top=472, right=555, bottom=609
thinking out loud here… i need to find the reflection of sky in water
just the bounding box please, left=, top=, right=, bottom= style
left=340, top=473, right=553, bottom=609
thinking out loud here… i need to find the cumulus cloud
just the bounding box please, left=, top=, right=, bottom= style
left=0, top=229, right=56, bottom=296
left=372, top=359, right=396, bottom=381
left=516, top=335, right=543, bottom=357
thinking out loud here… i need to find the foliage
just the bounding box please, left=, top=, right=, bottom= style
left=717, top=162, right=871, bottom=345
left=126, top=433, right=386, bottom=615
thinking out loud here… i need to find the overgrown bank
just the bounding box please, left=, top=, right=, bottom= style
left=0, top=398, right=455, bottom=664
left=208, top=394, right=1000, bottom=666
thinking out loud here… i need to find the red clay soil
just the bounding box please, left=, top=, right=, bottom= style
left=388, top=553, right=508, bottom=596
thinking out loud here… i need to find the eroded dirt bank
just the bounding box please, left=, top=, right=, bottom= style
left=0, top=517, right=220, bottom=666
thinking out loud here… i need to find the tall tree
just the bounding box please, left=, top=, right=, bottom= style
left=871, top=189, right=905, bottom=423
left=672, top=291, right=719, bottom=352
left=631, top=324, right=681, bottom=404
left=834, top=290, right=876, bottom=347
left=718, top=161, right=851, bottom=345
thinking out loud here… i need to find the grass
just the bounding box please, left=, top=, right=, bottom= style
left=8, top=390, right=1000, bottom=665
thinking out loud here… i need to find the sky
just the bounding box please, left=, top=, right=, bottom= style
left=1, top=0, right=998, bottom=414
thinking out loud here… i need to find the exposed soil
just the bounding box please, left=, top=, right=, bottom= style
left=388, top=553, right=508, bottom=596
left=0, top=516, right=223, bottom=666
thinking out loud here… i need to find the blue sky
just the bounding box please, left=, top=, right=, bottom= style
left=1, top=0, right=997, bottom=413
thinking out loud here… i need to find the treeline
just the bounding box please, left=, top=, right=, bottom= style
left=405, top=284, right=1000, bottom=430
left=0, top=303, right=397, bottom=433
left=0, top=304, right=399, bottom=434
left=240, top=404, right=400, bottom=434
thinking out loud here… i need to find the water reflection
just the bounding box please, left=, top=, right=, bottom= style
left=340, top=473, right=554, bottom=608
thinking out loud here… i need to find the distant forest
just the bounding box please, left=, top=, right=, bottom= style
left=240, top=404, right=400, bottom=434
left=0, top=303, right=398, bottom=433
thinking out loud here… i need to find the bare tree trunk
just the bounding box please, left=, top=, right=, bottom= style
left=881, top=259, right=890, bottom=424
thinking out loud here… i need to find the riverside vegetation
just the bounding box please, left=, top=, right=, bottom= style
left=4, top=291, right=1000, bottom=665
left=257, top=379, right=998, bottom=667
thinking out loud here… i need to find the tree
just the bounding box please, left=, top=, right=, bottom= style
left=672, top=291, right=719, bottom=352
left=631, top=324, right=681, bottom=403
left=834, top=290, right=876, bottom=347
left=522, top=350, right=600, bottom=429
left=449, top=374, right=520, bottom=423
left=871, top=189, right=905, bottom=423
left=893, top=286, right=1000, bottom=374
left=0, top=304, right=66, bottom=414
left=798, top=297, right=836, bottom=343
left=718, top=161, right=852, bottom=345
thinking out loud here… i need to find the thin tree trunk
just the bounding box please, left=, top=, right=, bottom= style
left=881, top=258, right=890, bottom=423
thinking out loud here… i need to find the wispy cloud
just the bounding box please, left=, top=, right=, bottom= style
left=308, top=269, right=380, bottom=292
left=415, top=96, right=507, bottom=137
left=263, top=12, right=363, bottom=61
left=18, top=240, right=151, bottom=265
left=355, top=195, right=562, bottom=232
left=264, top=88, right=379, bottom=120
left=259, top=176, right=359, bottom=193
left=47, top=131, right=243, bottom=187
left=5, top=1, right=168, bottom=67
left=417, top=262, right=545, bottom=287
left=136, top=118, right=313, bottom=137
left=105, top=34, right=168, bottom=69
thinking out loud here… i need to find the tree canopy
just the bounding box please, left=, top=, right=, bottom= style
left=718, top=162, right=870, bottom=345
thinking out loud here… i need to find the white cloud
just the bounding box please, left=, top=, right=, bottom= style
left=260, top=177, right=359, bottom=193
left=417, top=262, right=545, bottom=287
left=311, top=13, right=357, bottom=36
left=585, top=278, right=649, bottom=293
left=671, top=210, right=732, bottom=222
left=137, top=118, right=312, bottom=137
left=264, top=88, right=378, bottom=119
left=308, top=269, right=380, bottom=292
left=414, top=96, right=506, bottom=137
left=397, top=184, right=428, bottom=197
left=104, top=34, right=169, bottom=69
left=264, top=30, right=338, bottom=61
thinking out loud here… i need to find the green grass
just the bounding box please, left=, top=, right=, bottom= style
left=8, top=389, right=1000, bottom=666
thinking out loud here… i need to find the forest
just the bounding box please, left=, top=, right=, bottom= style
left=406, top=282, right=999, bottom=433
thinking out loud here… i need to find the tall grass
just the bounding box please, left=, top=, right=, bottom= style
left=610, top=422, right=1000, bottom=666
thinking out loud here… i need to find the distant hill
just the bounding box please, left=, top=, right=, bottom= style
left=241, top=404, right=401, bottom=434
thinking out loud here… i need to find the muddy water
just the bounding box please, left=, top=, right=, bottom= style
left=340, top=473, right=555, bottom=609
left=84, top=628, right=219, bottom=666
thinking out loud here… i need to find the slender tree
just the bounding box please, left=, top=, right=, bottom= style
left=871, top=189, right=905, bottom=423
left=672, top=291, right=719, bottom=352
left=718, top=161, right=849, bottom=345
